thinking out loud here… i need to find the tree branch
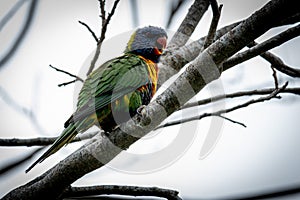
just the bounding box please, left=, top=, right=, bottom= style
left=182, top=86, right=300, bottom=109
left=0, top=0, right=27, bottom=32
left=85, top=0, right=120, bottom=76
left=166, top=0, right=185, bottom=29
left=0, top=86, right=46, bottom=134
left=156, top=83, right=288, bottom=129
left=167, top=0, right=209, bottom=49
left=249, top=41, right=300, bottom=78
left=49, top=64, right=84, bottom=82
left=223, top=24, right=300, bottom=71
left=202, top=0, right=223, bottom=49
left=0, top=147, right=44, bottom=176
left=78, top=21, right=99, bottom=43
left=0, top=132, right=98, bottom=147
left=62, top=185, right=182, bottom=200
left=158, top=21, right=239, bottom=86
left=0, top=0, right=39, bottom=68
left=4, top=1, right=300, bottom=199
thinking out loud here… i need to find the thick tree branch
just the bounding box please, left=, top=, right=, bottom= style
left=223, top=24, right=300, bottom=71
left=3, top=1, right=300, bottom=199
left=62, top=185, right=181, bottom=200
left=158, top=21, right=240, bottom=86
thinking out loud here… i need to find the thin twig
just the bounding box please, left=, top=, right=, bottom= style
left=78, top=21, right=99, bottom=43
left=270, top=65, right=279, bottom=89
left=86, top=0, right=120, bottom=76
left=57, top=80, right=76, bottom=87
left=0, top=0, right=38, bottom=68
left=0, top=132, right=98, bottom=147
left=213, top=114, right=247, bottom=128
left=49, top=64, right=83, bottom=82
left=62, top=185, right=182, bottom=200
left=156, top=83, right=288, bottom=129
left=202, top=0, right=223, bottom=49
left=223, top=24, right=300, bottom=71
left=0, top=147, right=44, bottom=175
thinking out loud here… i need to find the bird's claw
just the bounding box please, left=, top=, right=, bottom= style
left=137, top=105, right=147, bottom=116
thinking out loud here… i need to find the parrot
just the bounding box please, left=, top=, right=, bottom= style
left=26, top=26, right=167, bottom=173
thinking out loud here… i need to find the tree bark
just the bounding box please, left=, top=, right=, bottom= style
left=2, top=0, right=299, bottom=199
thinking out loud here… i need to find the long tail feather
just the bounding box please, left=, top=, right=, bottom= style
left=25, top=124, right=77, bottom=173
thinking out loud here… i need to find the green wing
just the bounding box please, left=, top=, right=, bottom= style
left=66, top=53, right=151, bottom=126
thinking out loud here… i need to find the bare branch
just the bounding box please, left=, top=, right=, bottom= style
left=49, top=64, right=84, bottom=82
left=156, top=83, right=288, bottom=129
left=223, top=24, right=300, bottom=71
left=166, top=0, right=185, bottom=28
left=86, top=0, right=121, bottom=76
left=0, top=147, right=44, bottom=176
left=78, top=21, right=99, bottom=43
left=202, top=0, right=223, bottom=49
left=0, top=0, right=38, bottom=68
left=182, top=86, right=300, bottom=110
left=0, top=0, right=27, bottom=32
left=0, top=132, right=98, bottom=147
left=62, top=185, right=181, bottom=200
left=248, top=41, right=300, bottom=78
left=214, top=114, right=247, bottom=128
left=0, top=86, right=46, bottom=134
left=57, top=80, right=77, bottom=87
left=167, top=0, right=210, bottom=49
left=270, top=65, right=279, bottom=89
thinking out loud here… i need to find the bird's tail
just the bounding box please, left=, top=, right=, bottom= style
left=25, top=123, right=78, bottom=173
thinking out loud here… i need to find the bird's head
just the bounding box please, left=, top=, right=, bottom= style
left=125, top=26, right=167, bottom=63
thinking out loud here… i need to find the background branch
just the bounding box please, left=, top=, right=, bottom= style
left=62, top=185, right=182, bottom=200
left=0, top=147, right=44, bottom=176
left=0, top=0, right=38, bottom=68
left=0, top=132, right=98, bottom=147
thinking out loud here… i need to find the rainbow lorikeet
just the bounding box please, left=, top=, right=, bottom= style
left=26, top=26, right=167, bottom=172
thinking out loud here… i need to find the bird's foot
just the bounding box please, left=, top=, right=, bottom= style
left=137, top=105, right=147, bottom=116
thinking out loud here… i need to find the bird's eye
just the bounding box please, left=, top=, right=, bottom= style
left=145, top=32, right=155, bottom=38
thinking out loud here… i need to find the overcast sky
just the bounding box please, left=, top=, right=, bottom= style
left=1, top=0, right=300, bottom=199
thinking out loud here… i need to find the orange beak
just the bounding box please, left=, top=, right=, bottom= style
left=154, top=36, right=167, bottom=55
